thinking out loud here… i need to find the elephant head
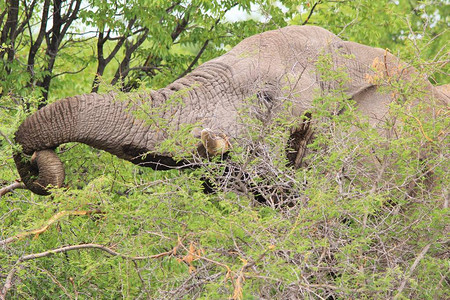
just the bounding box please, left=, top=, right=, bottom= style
left=13, top=26, right=447, bottom=195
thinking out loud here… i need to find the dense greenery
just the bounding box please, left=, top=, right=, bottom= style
left=1, top=0, right=449, bottom=299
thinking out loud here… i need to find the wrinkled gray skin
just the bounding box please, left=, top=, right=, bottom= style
left=14, top=26, right=448, bottom=195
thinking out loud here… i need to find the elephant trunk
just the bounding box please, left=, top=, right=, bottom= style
left=14, top=150, right=65, bottom=195
left=14, top=92, right=181, bottom=195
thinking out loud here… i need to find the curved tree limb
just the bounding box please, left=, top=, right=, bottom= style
left=19, top=243, right=177, bottom=261
left=0, top=181, right=26, bottom=197
left=393, top=242, right=433, bottom=299
left=0, top=242, right=179, bottom=299
left=0, top=261, right=22, bottom=300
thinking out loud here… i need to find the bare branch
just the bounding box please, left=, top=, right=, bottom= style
left=0, top=181, right=26, bottom=198
left=0, top=242, right=180, bottom=299
left=20, top=243, right=177, bottom=261
left=302, top=1, right=322, bottom=25
left=0, top=261, right=22, bottom=300
left=51, top=63, right=90, bottom=78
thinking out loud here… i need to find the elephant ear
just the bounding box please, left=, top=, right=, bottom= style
left=338, top=41, right=417, bottom=124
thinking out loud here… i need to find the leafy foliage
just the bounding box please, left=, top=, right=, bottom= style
left=1, top=0, right=449, bottom=299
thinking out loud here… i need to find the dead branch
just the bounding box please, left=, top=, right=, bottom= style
left=0, top=181, right=26, bottom=197
left=0, top=209, right=104, bottom=246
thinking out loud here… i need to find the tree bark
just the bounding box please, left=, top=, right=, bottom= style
left=36, top=0, right=81, bottom=106
left=0, top=0, right=19, bottom=64
left=91, top=18, right=136, bottom=92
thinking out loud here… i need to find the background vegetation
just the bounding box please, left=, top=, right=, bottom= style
left=1, top=0, right=448, bottom=299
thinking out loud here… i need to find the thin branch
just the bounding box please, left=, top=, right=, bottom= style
left=177, top=39, right=210, bottom=79
left=0, top=129, right=14, bottom=147
left=127, top=65, right=162, bottom=72
left=232, top=245, right=275, bottom=300
left=302, top=1, right=322, bottom=25
left=132, top=261, right=151, bottom=298
left=394, top=243, right=432, bottom=299
left=0, top=242, right=180, bottom=299
left=0, top=262, right=22, bottom=300
left=20, top=243, right=177, bottom=261
left=16, top=0, right=38, bottom=38
left=51, top=63, right=89, bottom=78
left=59, top=0, right=82, bottom=41
left=37, top=268, right=73, bottom=300
left=0, top=210, right=104, bottom=246
left=177, top=3, right=238, bottom=80
left=0, top=181, right=26, bottom=198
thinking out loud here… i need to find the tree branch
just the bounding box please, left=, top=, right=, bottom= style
left=0, top=181, right=26, bottom=197
left=16, top=0, right=38, bottom=38
left=302, top=1, right=322, bottom=25
left=0, top=210, right=104, bottom=246
left=177, top=39, right=210, bottom=79
left=0, top=242, right=180, bottom=299
left=177, top=3, right=238, bottom=80
left=110, top=27, right=150, bottom=89
left=51, top=63, right=90, bottom=78
left=394, top=243, right=432, bottom=299
left=0, top=261, right=22, bottom=300
left=20, top=243, right=177, bottom=261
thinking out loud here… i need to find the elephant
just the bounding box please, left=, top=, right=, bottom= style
left=13, top=25, right=448, bottom=196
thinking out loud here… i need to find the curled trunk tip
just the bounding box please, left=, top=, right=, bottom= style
left=14, top=150, right=65, bottom=195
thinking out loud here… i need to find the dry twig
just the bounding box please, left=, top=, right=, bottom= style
left=0, top=242, right=180, bottom=299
